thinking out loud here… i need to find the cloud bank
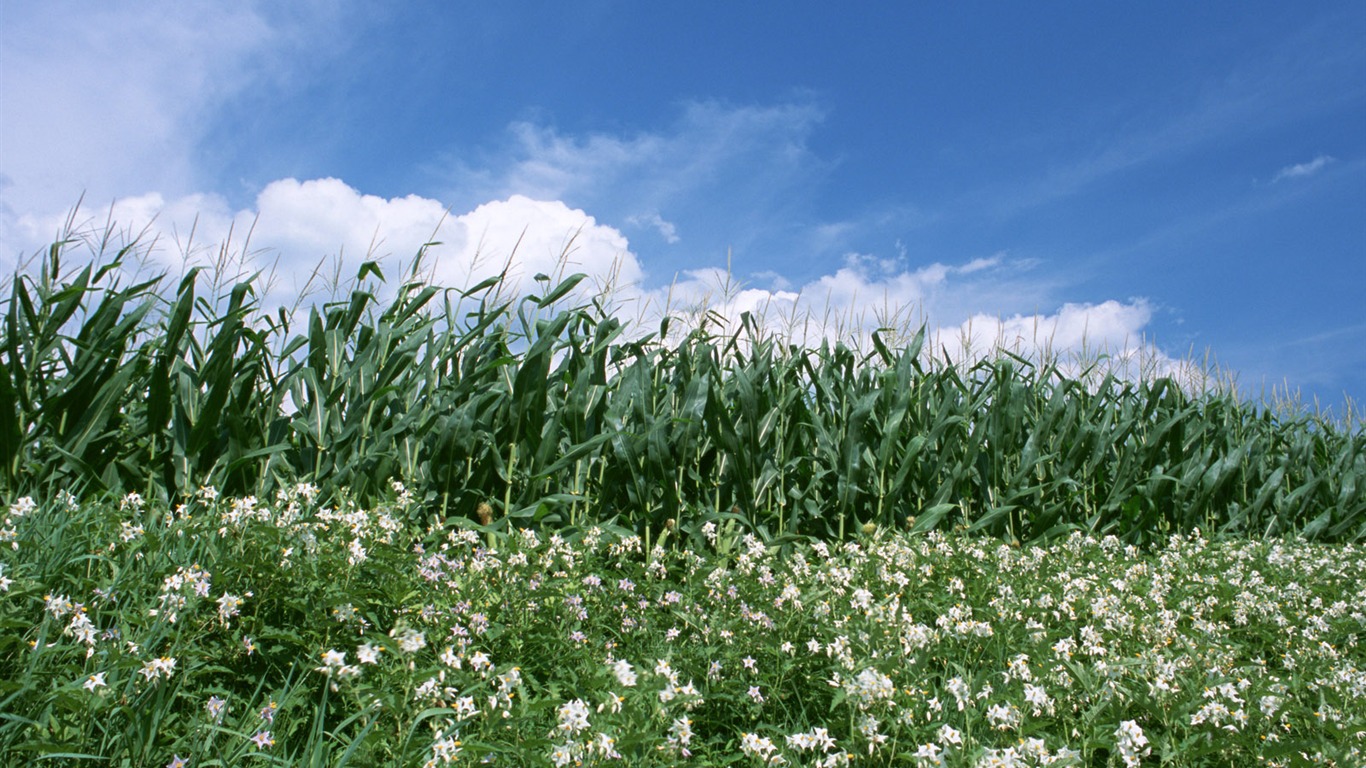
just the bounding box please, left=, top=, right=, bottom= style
left=6, top=179, right=639, bottom=308
left=5, top=176, right=1183, bottom=384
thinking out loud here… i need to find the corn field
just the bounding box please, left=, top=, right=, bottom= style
left=1, top=238, right=1362, bottom=546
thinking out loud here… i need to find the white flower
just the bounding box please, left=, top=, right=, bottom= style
left=787, top=726, right=836, bottom=753
left=946, top=676, right=972, bottom=710
left=1024, top=683, right=1053, bottom=715
left=914, top=742, right=943, bottom=766
left=393, top=627, right=426, bottom=654
left=216, top=593, right=244, bottom=624
left=610, top=657, right=637, bottom=687
left=9, top=496, right=35, bottom=517
left=1114, top=720, right=1150, bottom=767
left=317, top=649, right=346, bottom=677
left=348, top=538, right=368, bottom=565
left=591, top=732, right=619, bottom=758
left=468, top=650, right=492, bottom=672
left=666, top=717, right=694, bottom=755
left=428, top=732, right=463, bottom=765
left=548, top=743, right=576, bottom=767
left=1259, top=694, right=1282, bottom=717
left=66, top=612, right=97, bottom=646
left=45, top=593, right=75, bottom=619
left=556, top=698, right=592, bottom=735
left=205, top=695, right=228, bottom=722
left=119, top=520, right=144, bottom=542
left=138, top=656, right=177, bottom=682
left=859, top=716, right=888, bottom=753
left=740, top=732, right=782, bottom=762
left=846, top=667, right=895, bottom=707
left=985, top=702, right=1021, bottom=730
left=357, top=642, right=382, bottom=664
left=597, top=691, right=624, bottom=714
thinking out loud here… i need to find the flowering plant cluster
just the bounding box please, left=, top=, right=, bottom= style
left=0, top=487, right=1362, bottom=766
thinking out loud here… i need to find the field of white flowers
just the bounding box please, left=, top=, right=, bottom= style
left=1, top=485, right=1362, bottom=766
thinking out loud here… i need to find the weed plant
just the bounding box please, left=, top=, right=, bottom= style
left=1, top=489, right=1362, bottom=766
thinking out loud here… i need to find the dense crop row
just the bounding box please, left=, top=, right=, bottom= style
left=1, top=237, right=1362, bottom=545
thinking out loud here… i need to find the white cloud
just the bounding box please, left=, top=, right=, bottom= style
left=748, top=270, right=793, bottom=292
left=438, top=100, right=831, bottom=276
left=958, top=255, right=1003, bottom=274
left=1, top=190, right=242, bottom=278
left=471, top=101, right=826, bottom=205
left=0, top=3, right=305, bottom=214
left=0, top=2, right=351, bottom=274
left=948, top=300, right=1152, bottom=361
left=627, top=212, right=681, bottom=244
left=251, top=179, right=448, bottom=265
left=5, top=175, right=1187, bottom=387
left=441, top=194, right=641, bottom=299
left=1272, top=155, right=1335, bottom=182
left=626, top=250, right=1185, bottom=384
left=6, top=178, right=642, bottom=312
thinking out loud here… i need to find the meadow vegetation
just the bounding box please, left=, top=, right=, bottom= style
left=0, top=231, right=1362, bottom=765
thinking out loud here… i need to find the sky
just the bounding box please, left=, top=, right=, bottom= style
left=1, top=2, right=1363, bottom=416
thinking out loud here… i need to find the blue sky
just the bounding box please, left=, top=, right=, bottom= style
left=2, top=2, right=1363, bottom=415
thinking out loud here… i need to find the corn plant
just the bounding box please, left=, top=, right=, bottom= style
left=1, top=233, right=1362, bottom=546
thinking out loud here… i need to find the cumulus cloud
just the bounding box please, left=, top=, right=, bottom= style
left=442, top=194, right=641, bottom=298
left=5, top=175, right=1185, bottom=386
left=2, top=190, right=242, bottom=279
left=7, top=178, right=642, bottom=311
left=629, top=250, right=1184, bottom=383
left=250, top=179, right=448, bottom=270
left=1272, top=155, right=1335, bottom=182
left=947, top=300, right=1152, bottom=363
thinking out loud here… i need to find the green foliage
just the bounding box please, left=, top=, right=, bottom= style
left=1, top=235, right=1362, bottom=547
left=0, top=492, right=1361, bottom=765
